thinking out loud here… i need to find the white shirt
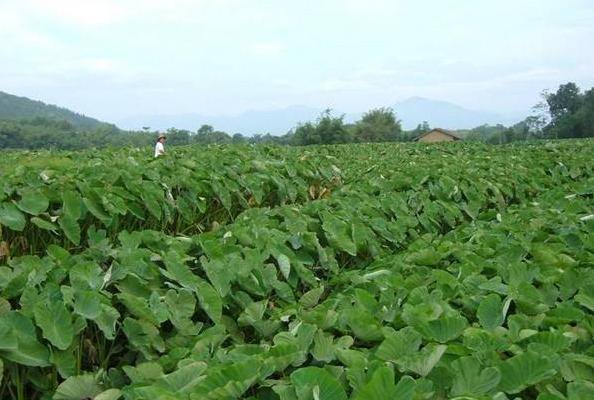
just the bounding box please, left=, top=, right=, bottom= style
left=154, top=142, right=165, bottom=157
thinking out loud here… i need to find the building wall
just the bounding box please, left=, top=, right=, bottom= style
left=418, top=130, right=456, bottom=142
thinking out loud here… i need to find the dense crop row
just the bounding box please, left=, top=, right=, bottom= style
left=0, top=146, right=340, bottom=257
left=0, top=140, right=593, bottom=399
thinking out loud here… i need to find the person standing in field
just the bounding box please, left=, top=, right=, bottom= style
left=154, top=133, right=166, bottom=157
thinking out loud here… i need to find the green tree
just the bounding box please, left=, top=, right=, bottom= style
left=523, top=115, right=546, bottom=138
left=166, top=128, right=191, bottom=145
left=544, top=83, right=582, bottom=122
left=193, top=125, right=231, bottom=144
left=292, top=109, right=350, bottom=145
left=197, top=124, right=214, bottom=136
left=232, top=133, right=246, bottom=144
left=540, top=82, right=585, bottom=139
left=291, top=122, right=319, bottom=145
left=353, top=107, right=402, bottom=142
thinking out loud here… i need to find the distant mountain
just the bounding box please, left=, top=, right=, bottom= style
left=0, top=91, right=108, bottom=129
left=118, top=97, right=523, bottom=135
left=116, top=105, right=322, bottom=135
left=2, top=90, right=523, bottom=135
left=391, top=97, right=522, bottom=130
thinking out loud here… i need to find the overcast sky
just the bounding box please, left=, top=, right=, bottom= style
left=1, top=0, right=593, bottom=121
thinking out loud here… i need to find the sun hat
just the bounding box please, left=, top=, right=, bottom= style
left=157, top=133, right=167, bottom=140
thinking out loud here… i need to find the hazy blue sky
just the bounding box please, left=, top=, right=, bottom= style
left=1, top=0, right=593, bottom=121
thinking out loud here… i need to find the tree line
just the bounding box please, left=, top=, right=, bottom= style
left=0, top=107, right=411, bottom=150
left=0, top=82, right=592, bottom=150
left=461, top=82, right=594, bottom=144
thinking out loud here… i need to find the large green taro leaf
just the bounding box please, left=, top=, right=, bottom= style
left=450, top=356, right=501, bottom=397
left=376, top=327, right=422, bottom=362
left=290, top=366, right=347, bottom=400
left=0, top=311, right=50, bottom=367
left=320, top=211, right=357, bottom=256
left=396, top=343, right=447, bottom=377
left=82, top=196, right=112, bottom=225
left=160, top=361, right=208, bottom=393
left=345, top=309, right=383, bottom=341
left=0, top=202, right=26, bottom=231
left=416, top=314, right=468, bottom=343
left=58, top=214, right=81, bottom=245
left=53, top=374, right=104, bottom=400
left=353, top=366, right=415, bottom=400
left=188, top=360, right=262, bottom=399
left=567, top=380, right=594, bottom=399
left=498, top=351, right=557, bottom=394
left=16, top=190, right=49, bottom=215
left=31, top=216, right=58, bottom=231
left=122, top=317, right=165, bottom=359
left=161, top=251, right=223, bottom=324
left=61, top=190, right=83, bottom=220
left=477, top=293, right=506, bottom=330
left=34, top=299, right=74, bottom=350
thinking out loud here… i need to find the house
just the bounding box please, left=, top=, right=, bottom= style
left=414, top=128, right=462, bottom=142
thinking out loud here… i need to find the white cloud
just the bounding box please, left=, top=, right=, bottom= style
left=344, top=0, right=392, bottom=14
left=248, top=41, right=286, bottom=57
left=0, top=5, right=59, bottom=51
left=26, top=0, right=129, bottom=28
left=15, top=0, right=243, bottom=29
left=1, top=0, right=593, bottom=119
left=79, top=58, right=119, bottom=73
left=321, top=78, right=375, bottom=92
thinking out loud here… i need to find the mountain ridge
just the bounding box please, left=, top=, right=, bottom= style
left=1, top=90, right=525, bottom=134
left=0, top=91, right=109, bottom=130
left=117, top=97, right=524, bottom=134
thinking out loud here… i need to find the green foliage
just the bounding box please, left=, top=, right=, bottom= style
left=53, top=374, right=104, bottom=399
left=352, top=107, right=402, bottom=142
left=0, top=140, right=593, bottom=399
left=541, top=82, right=594, bottom=139
left=450, top=357, right=501, bottom=397
left=546, top=82, right=582, bottom=122
left=0, top=145, right=341, bottom=255
left=292, top=110, right=351, bottom=145
left=290, top=367, right=347, bottom=400
left=477, top=293, right=506, bottom=329
left=448, top=82, right=594, bottom=143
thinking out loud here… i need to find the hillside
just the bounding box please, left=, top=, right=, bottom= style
left=0, top=90, right=108, bottom=129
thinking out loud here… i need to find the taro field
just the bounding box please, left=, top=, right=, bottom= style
left=0, top=140, right=593, bottom=400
